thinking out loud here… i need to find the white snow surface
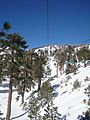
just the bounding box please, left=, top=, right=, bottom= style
left=0, top=56, right=90, bottom=120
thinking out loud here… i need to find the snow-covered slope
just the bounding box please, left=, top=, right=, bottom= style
left=0, top=55, right=90, bottom=120
left=0, top=80, right=29, bottom=120
left=48, top=57, right=90, bottom=120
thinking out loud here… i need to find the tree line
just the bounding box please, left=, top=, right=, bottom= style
left=54, top=45, right=90, bottom=76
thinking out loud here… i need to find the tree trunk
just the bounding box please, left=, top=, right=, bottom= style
left=56, top=63, right=59, bottom=77
left=51, top=100, right=53, bottom=120
left=21, top=80, right=26, bottom=105
left=21, top=92, right=24, bottom=105
left=38, top=78, right=41, bottom=91
left=6, top=79, right=12, bottom=120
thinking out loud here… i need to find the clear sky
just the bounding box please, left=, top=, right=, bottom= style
left=0, top=0, right=90, bottom=48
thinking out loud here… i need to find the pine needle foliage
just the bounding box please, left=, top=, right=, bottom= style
left=28, top=94, right=41, bottom=120
left=0, top=22, right=28, bottom=120
left=42, top=101, right=61, bottom=120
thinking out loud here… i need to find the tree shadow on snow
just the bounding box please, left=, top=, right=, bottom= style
left=0, top=83, right=9, bottom=88
left=52, top=84, right=60, bottom=97
left=52, top=92, right=58, bottom=98
left=0, top=89, right=16, bottom=94
left=52, top=84, right=60, bottom=89
left=48, top=75, right=57, bottom=81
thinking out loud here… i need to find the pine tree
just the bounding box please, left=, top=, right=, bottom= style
left=0, top=22, right=11, bottom=83
left=54, top=49, right=67, bottom=76
left=38, top=80, right=54, bottom=107
left=28, top=79, right=57, bottom=120
left=42, top=101, right=61, bottom=120
left=45, top=65, right=51, bottom=76
left=16, top=49, right=48, bottom=104
left=0, top=23, right=28, bottom=120
left=77, top=46, right=90, bottom=65
left=3, top=21, right=12, bottom=30
left=28, top=94, right=41, bottom=120
left=32, top=52, right=47, bottom=91
left=16, top=50, right=38, bottom=104
left=65, top=63, right=77, bottom=75
left=7, top=34, right=27, bottom=120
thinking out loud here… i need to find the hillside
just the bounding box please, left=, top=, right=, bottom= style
left=0, top=45, right=90, bottom=120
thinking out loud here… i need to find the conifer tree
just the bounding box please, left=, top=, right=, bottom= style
left=0, top=22, right=11, bottom=83
left=16, top=48, right=48, bottom=105
left=0, top=22, right=28, bottom=120
left=16, top=50, right=38, bottom=104
left=6, top=34, right=27, bottom=120
left=54, top=49, right=67, bottom=76
left=38, top=80, right=54, bottom=107
left=27, top=80, right=57, bottom=120
left=77, top=46, right=90, bottom=65
left=28, top=94, right=41, bottom=120
left=32, top=52, right=47, bottom=91
left=65, top=63, right=77, bottom=75
left=42, top=101, right=61, bottom=120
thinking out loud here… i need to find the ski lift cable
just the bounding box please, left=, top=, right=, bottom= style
left=46, top=0, right=49, bottom=47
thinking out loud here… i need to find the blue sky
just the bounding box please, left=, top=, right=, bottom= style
left=0, top=0, right=90, bottom=48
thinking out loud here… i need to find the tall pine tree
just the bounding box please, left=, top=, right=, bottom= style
left=0, top=22, right=28, bottom=120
